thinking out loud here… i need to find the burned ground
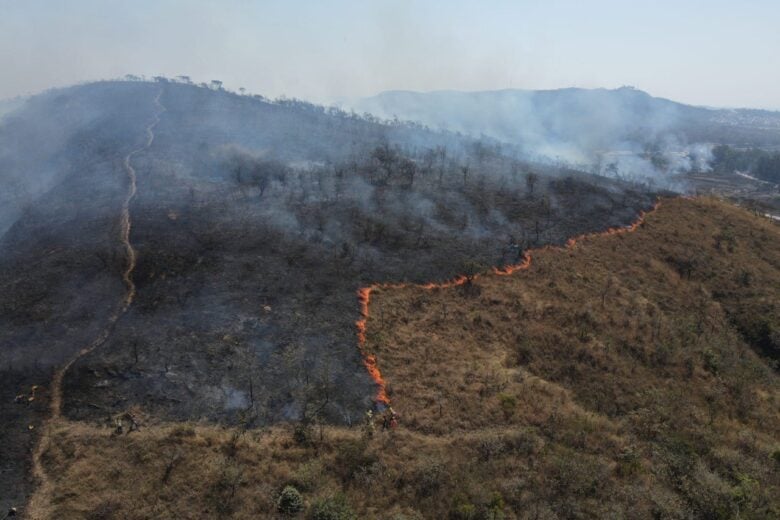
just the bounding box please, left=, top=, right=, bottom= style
left=0, top=84, right=158, bottom=510
left=60, top=86, right=656, bottom=428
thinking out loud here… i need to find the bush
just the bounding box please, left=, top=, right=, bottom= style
left=293, top=422, right=313, bottom=446
left=616, top=448, right=642, bottom=477
left=497, top=393, right=517, bottom=420
left=411, top=458, right=448, bottom=498
left=309, top=494, right=356, bottom=520
left=485, top=492, right=506, bottom=520
left=476, top=437, right=505, bottom=461
left=334, top=439, right=377, bottom=483
left=207, top=458, right=245, bottom=515
left=292, top=460, right=324, bottom=492
left=450, top=502, right=477, bottom=520
left=449, top=493, right=505, bottom=520
left=278, top=485, right=304, bottom=515
left=702, top=348, right=720, bottom=375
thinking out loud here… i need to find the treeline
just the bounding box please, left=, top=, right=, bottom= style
left=710, top=144, right=780, bottom=183
left=122, top=74, right=442, bottom=135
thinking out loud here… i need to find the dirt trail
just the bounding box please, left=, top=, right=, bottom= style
left=26, top=90, right=165, bottom=518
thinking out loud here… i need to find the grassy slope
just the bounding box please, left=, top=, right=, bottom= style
left=29, top=197, right=779, bottom=519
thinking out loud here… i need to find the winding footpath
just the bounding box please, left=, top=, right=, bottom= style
left=27, top=90, right=165, bottom=518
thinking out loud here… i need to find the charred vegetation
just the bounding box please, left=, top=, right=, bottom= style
left=0, top=81, right=660, bottom=510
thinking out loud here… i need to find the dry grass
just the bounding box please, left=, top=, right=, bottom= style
left=371, top=198, right=780, bottom=432
left=28, top=197, right=780, bottom=519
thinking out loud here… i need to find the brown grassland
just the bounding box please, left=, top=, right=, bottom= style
left=28, top=197, right=780, bottom=519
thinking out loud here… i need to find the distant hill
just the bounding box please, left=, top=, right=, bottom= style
left=0, top=97, right=25, bottom=121
left=347, top=87, right=780, bottom=161
left=0, top=81, right=466, bottom=240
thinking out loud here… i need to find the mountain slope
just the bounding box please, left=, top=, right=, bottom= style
left=0, top=80, right=660, bottom=511
left=24, top=197, right=780, bottom=519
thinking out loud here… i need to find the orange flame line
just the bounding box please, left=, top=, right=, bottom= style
left=356, top=199, right=665, bottom=405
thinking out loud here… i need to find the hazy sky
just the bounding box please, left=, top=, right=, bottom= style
left=1, top=0, right=778, bottom=109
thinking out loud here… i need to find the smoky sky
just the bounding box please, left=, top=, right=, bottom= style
left=1, top=0, right=779, bottom=109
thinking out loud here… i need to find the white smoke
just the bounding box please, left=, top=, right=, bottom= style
left=343, top=87, right=722, bottom=191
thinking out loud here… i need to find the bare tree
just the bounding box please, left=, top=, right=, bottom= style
left=525, top=171, right=539, bottom=197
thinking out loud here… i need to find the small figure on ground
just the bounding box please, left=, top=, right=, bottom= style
left=113, top=417, right=124, bottom=436
left=122, top=411, right=140, bottom=433
left=382, top=406, right=399, bottom=431
left=14, top=385, right=41, bottom=405
left=112, top=411, right=140, bottom=436
left=362, top=410, right=375, bottom=439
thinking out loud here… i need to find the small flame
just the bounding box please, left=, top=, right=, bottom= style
left=356, top=200, right=665, bottom=405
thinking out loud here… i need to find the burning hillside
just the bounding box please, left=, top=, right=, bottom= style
left=356, top=200, right=665, bottom=405
left=23, top=196, right=780, bottom=519
left=0, top=80, right=662, bottom=510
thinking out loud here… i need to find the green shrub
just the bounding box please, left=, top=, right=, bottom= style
left=411, top=458, right=447, bottom=498
left=772, top=449, right=780, bottom=465
left=497, top=393, right=517, bottom=420
left=278, top=485, right=304, bottom=515
left=485, top=492, right=506, bottom=520
left=293, top=422, right=313, bottom=446
left=616, top=448, right=642, bottom=477
left=334, top=439, right=376, bottom=483
left=501, top=429, right=542, bottom=456
left=309, top=493, right=356, bottom=520
left=450, top=502, right=477, bottom=520
left=476, top=437, right=505, bottom=461
left=207, top=458, right=245, bottom=515
left=449, top=492, right=505, bottom=520
left=703, top=348, right=720, bottom=374
left=292, top=460, right=324, bottom=492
